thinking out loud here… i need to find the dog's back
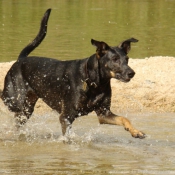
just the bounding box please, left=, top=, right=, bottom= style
left=1, top=8, right=89, bottom=115
left=1, top=8, right=145, bottom=138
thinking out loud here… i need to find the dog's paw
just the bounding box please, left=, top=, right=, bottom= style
left=130, top=129, right=146, bottom=139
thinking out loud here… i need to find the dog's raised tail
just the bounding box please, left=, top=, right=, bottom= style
left=18, top=8, right=51, bottom=60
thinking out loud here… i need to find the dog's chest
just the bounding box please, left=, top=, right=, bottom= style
left=76, top=87, right=105, bottom=114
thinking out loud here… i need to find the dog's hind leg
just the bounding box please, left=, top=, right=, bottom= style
left=15, top=90, right=38, bottom=127
left=14, top=112, right=28, bottom=127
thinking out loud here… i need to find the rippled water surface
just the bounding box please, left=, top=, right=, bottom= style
left=1, top=0, right=175, bottom=62
left=0, top=109, right=175, bottom=174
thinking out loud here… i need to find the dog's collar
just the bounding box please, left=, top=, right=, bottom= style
left=83, top=58, right=98, bottom=88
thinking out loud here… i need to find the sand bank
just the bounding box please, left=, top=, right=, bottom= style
left=0, top=57, right=175, bottom=114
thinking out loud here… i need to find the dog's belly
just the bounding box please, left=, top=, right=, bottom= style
left=38, top=91, right=102, bottom=116
left=40, top=97, right=94, bottom=116
left=42, top=96, right=62, bottom=113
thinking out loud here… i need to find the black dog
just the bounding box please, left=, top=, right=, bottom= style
left=1, top=9, right=145, bottom=138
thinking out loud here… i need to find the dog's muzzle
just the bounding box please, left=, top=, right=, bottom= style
left=110, top=69, right=135, bottom=83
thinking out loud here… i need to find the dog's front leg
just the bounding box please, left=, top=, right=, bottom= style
left=96, top=110, right=145, bottom=139
left=59, top=114, right=74, bottom=136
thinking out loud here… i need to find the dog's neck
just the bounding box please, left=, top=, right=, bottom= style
left=84, top=54, right=109, bottom=88
left=83, top=55, right=98, bottom=88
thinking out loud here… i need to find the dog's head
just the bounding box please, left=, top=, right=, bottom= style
left=91, top=38, right=138, bottom=82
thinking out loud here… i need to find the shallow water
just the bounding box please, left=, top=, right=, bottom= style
left=0, top=108, right=175, bottom=174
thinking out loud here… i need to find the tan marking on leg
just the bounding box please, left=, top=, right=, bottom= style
left=98, top=115, right=145, bottom=139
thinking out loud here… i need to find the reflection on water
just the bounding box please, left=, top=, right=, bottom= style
left=0, top=108, right=175, bottom=174
left=1, top=0, right=175, bottom=62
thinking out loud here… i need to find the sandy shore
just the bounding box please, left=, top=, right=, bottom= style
left=0, top=56, right=175, bottom=114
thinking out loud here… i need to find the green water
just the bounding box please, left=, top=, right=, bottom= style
left=0, top=0, right=175, bottom=62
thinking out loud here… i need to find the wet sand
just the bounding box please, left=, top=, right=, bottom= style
left=0, top=56, right=175, bottom=113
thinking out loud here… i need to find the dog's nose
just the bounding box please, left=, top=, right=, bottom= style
left=127, top=71, right=135, bottom=78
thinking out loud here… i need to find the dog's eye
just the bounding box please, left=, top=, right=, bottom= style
left=112, top=56, right=119, bottom=62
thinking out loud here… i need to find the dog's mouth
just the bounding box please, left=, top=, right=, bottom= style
left=110, top=70, right=135, bottom=83
left=115, top=73, right=131, bottom=83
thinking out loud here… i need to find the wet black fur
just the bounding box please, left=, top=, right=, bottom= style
left=1, top=9, right=138, bottom=135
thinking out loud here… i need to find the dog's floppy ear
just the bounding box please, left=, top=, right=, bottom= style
left=118, top=38, right=138, bottom=54
left=91, top=39, right=110, bottom=58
